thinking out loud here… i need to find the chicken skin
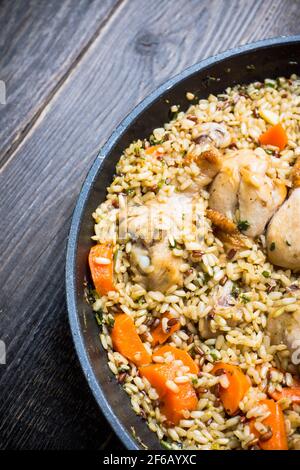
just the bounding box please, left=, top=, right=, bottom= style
left=209, top=149, right=287, bottom=238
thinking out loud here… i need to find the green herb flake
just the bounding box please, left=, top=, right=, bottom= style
left=191, top=377, right=198, bottom=385
left=160, top=440, right=173, bottom=450
left=126, top=188, right=135, bottom=196
left=95, top=310, right=103, bottom=327
left=270, top=242, right=276, bottom=251
left=137, top=296, right=145, bottom=305
left=231, top=284, right=240, bottom=299
left=265, top=78, right=277, bottom=88
left=203, top=272, right=212, bottom=284
left=237, top=220, right=250, bottom=231
left=169, top=239, right=177, bottom=250
left=262, top=271, right=271, bottom=278
left=169, top=104, right=180, bottom=121
left=240, top=293, right=250, bottom=304
left=157, top=179, right=165, bottom=190
left=106, top=315, right=115, bottom=328
left=149, top=135, right=163, bottom=145
left=210, top=351, right=219, bottom=361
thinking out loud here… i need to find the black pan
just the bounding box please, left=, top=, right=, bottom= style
left=66, top=36, right=300, bottom=450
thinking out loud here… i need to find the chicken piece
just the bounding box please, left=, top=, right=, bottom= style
left=266, top=157, right=300, bottom=269
left=206, top=208, right=238, bottom=234
left=183, top=123, right=232, bottom=191
left=184, top=142, right=222, bottom=189
left=209, top=149, right=287, bottom=238
left=267, top=311, right=300, bottom=375
left=206, top=208, right=249, bottom=251
left=130, top=238, right=183, bottom=292
left=125, top=196, right=188, bottom=292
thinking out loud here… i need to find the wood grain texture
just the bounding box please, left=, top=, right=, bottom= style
left=0, top=0, right=120, bottom=166
left=1, top=0, right=300, bottom=449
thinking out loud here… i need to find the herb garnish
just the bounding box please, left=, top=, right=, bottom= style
left=262, top=271, right=271, bottom=278
left=237, top=220, right=250, bottom=231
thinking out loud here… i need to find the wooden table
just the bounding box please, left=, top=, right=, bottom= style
left=1, top=0, right=299, bottom=450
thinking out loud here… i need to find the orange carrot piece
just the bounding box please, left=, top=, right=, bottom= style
left=111, top=314, right=151, bottom=366
left=212, top=362, right=250, bottom=415
left=153, top=345, right=199, bottom=375
left=139, top=363, right=177, bottom=397
left=151, top=313, right=180, bottom=346
left=269, top=385, right=300, bottom=404
left=89, top=243, right=115, bottom=296
left=259, top=123, right=288, bottom=151
left=140, top=362, right=198, bottom=425
left=161, top=382, right=198, bottom=425
left=145, top=144, right=164, bottom=156
left=249, top=399, right=288, bottom=450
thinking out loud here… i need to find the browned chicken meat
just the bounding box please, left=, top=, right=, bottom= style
left=267, top=311, right=300, bottom=375
left=209, top=149, right=287, bottom=238
left=206, top=208, right=249, bottom=251
left=125, top=196, right=188, bottom=292
left=266, top=157, right=300, bottom=270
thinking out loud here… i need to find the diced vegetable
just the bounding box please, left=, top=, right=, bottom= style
left=89, top=244, right=115, bottom=296
left=160, top=381, right=198, bottom=426
left=212, top=362, right=250, bottom=415
left=139, top=363, right=177, bottom=397
left=259, top=123, right=288, bottom=151
left=151, top=313, right=180, bottom=346
left=153, top=345, right=199, bottom=375
left=249, top=399, right=288, bottom=450
left=269, top=377, right=300, bottom=404
left=111, top=314, right=151, bottom=366
left=270, top=386, right=300, bottom=404
left=145, top=144, right=164, bottom=156
left=139, top=362, right=198, bottom=425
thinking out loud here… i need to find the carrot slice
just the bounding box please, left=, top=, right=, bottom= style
left=259, top=123, right=288, bottom=151
left=139, top=362, right=198, bottom=425
left=212, top=362, right=250, bottom=415
left=89, top=243, right=115, bottom=296
left=161, top=382, right=198, bottom=426
left=249, top=399, right=288, bottom=450
left=151, top=313, right=180, bottom=346
left=145, top=144, right=164, bottom=156
left=266, top=371, right=300, bottom=404
left=153, top=345, right=199, bottom=375
left=139, top=363, right=177, bottom=398
left=111, top=314, right=151, bottom=366
left=269, top=381, right=300, bottom=404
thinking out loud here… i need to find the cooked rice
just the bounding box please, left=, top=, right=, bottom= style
left=90, top=75, right=300, bottom=450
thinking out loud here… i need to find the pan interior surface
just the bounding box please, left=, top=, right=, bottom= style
left=66, top=37, right=300, bottom=450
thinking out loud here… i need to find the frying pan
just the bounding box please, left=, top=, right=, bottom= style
left=66, top=36, right=300, bottom=450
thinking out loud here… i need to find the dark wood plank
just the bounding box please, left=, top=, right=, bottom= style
left=0, top=0, right=120, bottom=166
left=1, top=0, right=300, bottom=449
